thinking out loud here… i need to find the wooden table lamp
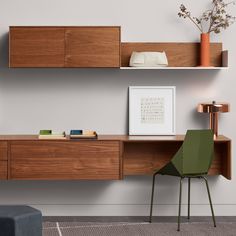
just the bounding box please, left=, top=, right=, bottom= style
left=197, top=101, right=229, bottom=138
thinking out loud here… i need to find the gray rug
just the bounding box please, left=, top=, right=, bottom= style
left=43, top=222, right=236, bottom=236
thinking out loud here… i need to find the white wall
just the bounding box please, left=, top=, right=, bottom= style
left=0, top=0, right=235, bottom=216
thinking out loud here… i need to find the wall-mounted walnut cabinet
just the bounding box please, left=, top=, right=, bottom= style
left=9, top=26, right=227, bottom=69
left=9, top=26, right=121, bottom=68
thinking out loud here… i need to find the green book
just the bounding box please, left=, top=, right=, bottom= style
left=39, top=130, right=52, bottom=135
left=39, top=130, right=66, bottom=139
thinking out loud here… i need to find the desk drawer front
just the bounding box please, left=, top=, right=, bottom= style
left=10, top=141, right=120, bottom=180
left=0, top=142, right=8, bottom=179
left=0, top=161, right=8, bottom=179
left=0, top=142, right=8, bottom=161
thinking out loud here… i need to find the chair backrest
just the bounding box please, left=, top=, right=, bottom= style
left=172, top=130, right=214, bottom=176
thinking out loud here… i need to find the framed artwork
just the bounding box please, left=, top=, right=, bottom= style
left=129, top=86, right=176, bottom=135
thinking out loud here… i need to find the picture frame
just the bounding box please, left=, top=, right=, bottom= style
left=129, top=86, right=176, bottom=135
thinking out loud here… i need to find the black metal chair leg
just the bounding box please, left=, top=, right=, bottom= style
left=188, top=177, right=191, bottom=220
left=177, top=177, right=183, bottom=231
left=149, top=174, right=157, bottom=223
left=202, top=176, right=216, bottom=227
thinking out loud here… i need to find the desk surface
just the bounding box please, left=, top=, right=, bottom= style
left=0, top=134, right=230, bottom=142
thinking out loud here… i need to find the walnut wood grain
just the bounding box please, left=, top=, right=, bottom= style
left=9, top=27, right=225, bottom=68
left=215, top=141, right=231, bottom=180
left=65, top=27, right=120, bottom=67
left=9, top=27, right=65, bottom=67
left=0, top=135, right=230, bottom=180
left=10, top=141, right=120, bottom=180
left=0, top=161, right=8, bottom=180
left=121, top=43, right=223, bottom=67
left=123, top=140, right=231, bottom=180
left=0, top=142, right=8, bottom=161
left=0, top=142, right=8, bottom=179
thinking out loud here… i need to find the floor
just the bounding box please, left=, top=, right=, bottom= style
left=43, top=217, right=236, bottom=236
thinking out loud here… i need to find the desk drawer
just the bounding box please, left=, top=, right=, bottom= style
left=0, top=142, right=8, bottom=161
left=0, top=161, right=8, bottom=179
left=10, top=141, right=120, bottom=180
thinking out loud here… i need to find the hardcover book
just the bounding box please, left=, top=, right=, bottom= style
left=39, top=130, right=66, bottom=140
left=70, top=130, right=97, bottom=139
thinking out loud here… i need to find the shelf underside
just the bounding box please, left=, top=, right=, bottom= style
left=120, top=66, right=228, bottom=70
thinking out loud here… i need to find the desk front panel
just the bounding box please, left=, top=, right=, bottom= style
left=9, top=141, right=121, bottom=180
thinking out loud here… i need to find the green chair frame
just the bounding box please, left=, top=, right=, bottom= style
left=149, top=130, right=216, bottom=231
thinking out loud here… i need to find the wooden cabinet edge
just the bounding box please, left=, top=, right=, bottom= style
left=0, top=141, right=8, bottom=180
left=225, top=140, right=232, bottom=180
left=7, top=141, right=10, bottom=179
left=222, top=50, right=228, bottom=67
left=119, top=141, right=124, bottom=179
left=9, top=26, right=121, bottom=29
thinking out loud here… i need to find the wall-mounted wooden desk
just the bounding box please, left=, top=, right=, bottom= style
left=0, top=135, right=231, bottom=181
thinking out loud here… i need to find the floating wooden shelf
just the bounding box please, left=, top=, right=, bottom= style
left=121, top=43, right=228, bottom=69
left=8, top=26, right=228, bottom=69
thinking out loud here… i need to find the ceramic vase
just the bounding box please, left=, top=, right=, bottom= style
left=200, top=33, right=210, bottom=67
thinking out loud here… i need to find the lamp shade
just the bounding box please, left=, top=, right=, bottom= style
left=197, top=102, right=229, bottom=113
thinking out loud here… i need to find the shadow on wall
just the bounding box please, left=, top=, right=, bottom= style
left=0, top=180, right=117, bottom=204
left=0, top=32, right=9, bottom=68
left=190, top=107, right=209, bottom=130
left=0, top=175, right=220, bottom=206
left=0, top=31, right=220, bottom=84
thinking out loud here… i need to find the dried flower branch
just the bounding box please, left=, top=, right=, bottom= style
left=178, top=0, right=236, bottom=34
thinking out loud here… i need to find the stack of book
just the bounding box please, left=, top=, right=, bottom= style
left=70, top=130, right=97, bottom=139
left=38, top=130, right=66, bottom=140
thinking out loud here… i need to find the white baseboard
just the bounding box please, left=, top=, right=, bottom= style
left=30, top=204, right=236, bottom=216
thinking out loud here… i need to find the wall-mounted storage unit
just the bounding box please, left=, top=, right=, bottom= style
left=0, top=135, right=232, bottom=180
left=9, top=26, right=121, bottom=68
left=9, top=26, right=228, bottom=69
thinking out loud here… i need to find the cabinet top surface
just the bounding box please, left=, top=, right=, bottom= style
left=0, top=135, right=230, bottom=142
left=9, top=26, right=121, bottom=28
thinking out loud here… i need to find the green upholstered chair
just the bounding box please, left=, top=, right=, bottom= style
left=149, top=130, right=216, bottom=231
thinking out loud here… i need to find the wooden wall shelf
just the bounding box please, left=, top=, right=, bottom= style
left=9, top=26, right=228, bottom=69
left=121, top=43, right=228, bottom=68
left=0, top=135, right=231, bottom=180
